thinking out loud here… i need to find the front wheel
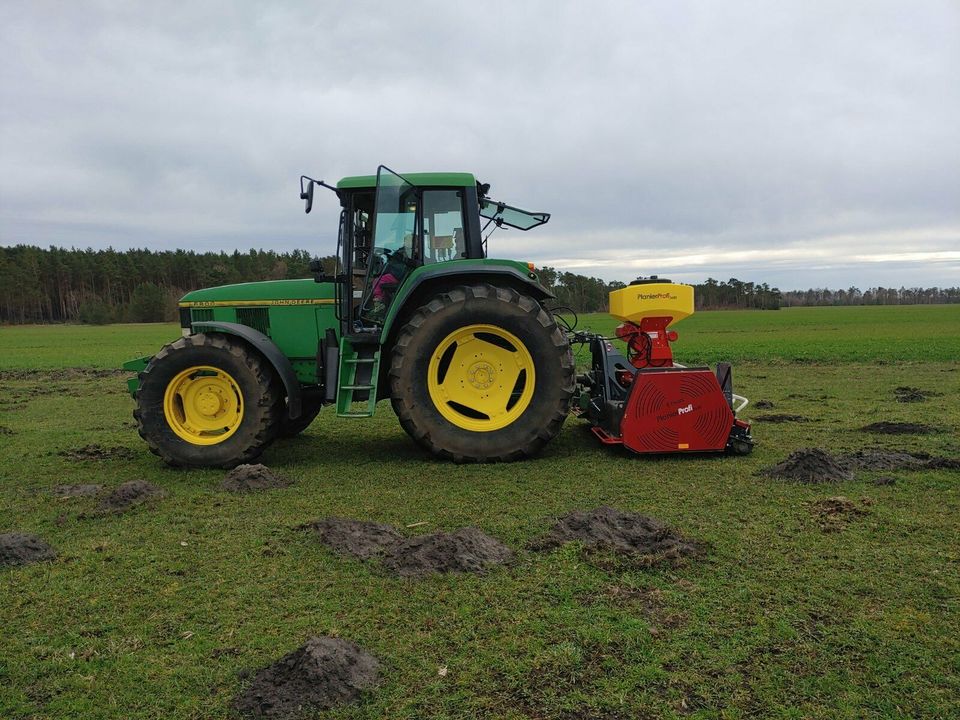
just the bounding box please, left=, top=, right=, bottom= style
left=134, top=333, right=282, bottom=468
left=389, top=284, right=575, bottom=462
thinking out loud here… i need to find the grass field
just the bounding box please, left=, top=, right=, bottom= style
left=1, top=305, right=959, bottom=719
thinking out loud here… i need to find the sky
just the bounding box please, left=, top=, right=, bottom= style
left=1, top=0, right=958, bottom=290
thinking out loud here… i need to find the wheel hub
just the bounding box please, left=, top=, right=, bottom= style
left=163, top=366, right=244, bottom=445
left=468, top=361, right=496, bottom=390
left=427, top=324, right=535, bottom=432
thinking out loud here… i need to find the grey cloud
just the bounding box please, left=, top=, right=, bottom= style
left=1, top=0, right=957, bottom=287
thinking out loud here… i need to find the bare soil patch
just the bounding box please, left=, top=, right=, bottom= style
left=305, top=518, right=402, bottom=560
left=51, top=484, right=103, bottom=497
left=806, top=496, right=870, bottom=532
left=754, top=413, right=809, bottom=423
left=894, top=386, right=942, bottom=403
left=59, top=444, right=136, bottom=461
left=840, top=449, right=931, bottom=471
left=861, top=421, right=934, bottom=435
left=95, top=480, right=165, bottom=513
left=530, top=506, right=701, bottom=566
left=382, top=527, right=515, bottom=577
left=872, top=475, right=897, bottom=486
left=0, top=368, right=125, bottom=381
left=0, top=425, right=14, bottom=435
left=232, top=636, right=379, bottom=718
left=761, top=448, right=853, bottom=484
left=305, top=518, right=513, bottom=576
left=221, top=464, right=292, bottom=493
left=1, top=532, right=57, bottom=567
left=754, top=400, right=776, bottom=409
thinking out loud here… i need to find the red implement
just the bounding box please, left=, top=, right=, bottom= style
left=620, top=368, right=734, bottom=453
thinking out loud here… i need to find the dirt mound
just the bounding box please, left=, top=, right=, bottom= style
left=806, top=496, right=869, bottom=532
left=754, top=413, right=809, bottom=423
left=51, top=484, right=103, bottom=497
left=306, top=518, right=402, bottom=560
left=530, top=506, right=700, bottom=564
left=96, top=480, right=165, bottom=513
left=59, top=444, right=136, bottom=461
left=894, top=386, right=941, bottom=403
left=861, top=421, right=933, bottom=435
left=1, top=533, right=57, bottom=567
left=839, top=449, right=929, bottom=471
left=221, top=464, right=292, bottom=493
left=233, top=636, right=379, bottom=717
left=761, top=448, right=853, bottom=483
left=754, top=400, right=776, bottom=409
left=383, top=527, right=514, bottom=577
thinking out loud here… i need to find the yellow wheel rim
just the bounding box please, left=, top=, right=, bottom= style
left=427, top=324, right=536, bottom=432
left=163, top=365, right=244, bottom=445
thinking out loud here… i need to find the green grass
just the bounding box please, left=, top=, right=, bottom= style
left=1, top=307, right=959, bottom=719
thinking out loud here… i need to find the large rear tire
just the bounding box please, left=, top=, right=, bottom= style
left=389, top=284, right=575, bottom=462
left=134, top=333, right=282, bottom=468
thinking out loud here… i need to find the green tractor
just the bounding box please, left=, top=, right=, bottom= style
left=124, top=166, right=575, bottom=467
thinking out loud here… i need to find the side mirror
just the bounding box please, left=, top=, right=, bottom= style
left=300, top=179, right=315, bottom=214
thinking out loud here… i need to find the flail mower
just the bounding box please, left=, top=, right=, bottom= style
left=122, top=166, right=752, bottom=467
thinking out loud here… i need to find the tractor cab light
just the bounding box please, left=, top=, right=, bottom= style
left=527, top=262, right=536, bottom=272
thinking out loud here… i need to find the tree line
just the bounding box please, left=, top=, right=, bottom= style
left=0, top=245, right=956, bottom=324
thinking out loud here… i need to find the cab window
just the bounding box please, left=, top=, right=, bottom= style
left=422, top=190, right=466, bottom=263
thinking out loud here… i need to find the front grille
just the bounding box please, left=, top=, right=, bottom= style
left=236, top=307, right=270, bottom=335
left=191, top=309, right=214, bottom=323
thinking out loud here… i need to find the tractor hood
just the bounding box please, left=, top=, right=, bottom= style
left=178, top=278, right=334, bottom=307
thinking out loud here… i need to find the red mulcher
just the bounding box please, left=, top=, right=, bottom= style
left=572, top=277, right=754, bottom=456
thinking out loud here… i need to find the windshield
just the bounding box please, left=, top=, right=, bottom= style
left=479, top=198, right=550, bottom=231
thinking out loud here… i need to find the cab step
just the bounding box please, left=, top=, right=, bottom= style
left=336, top=337, right=381, bottom=418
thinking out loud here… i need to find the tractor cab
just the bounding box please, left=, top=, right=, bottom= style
left=302, top=166, right=550, bottom=338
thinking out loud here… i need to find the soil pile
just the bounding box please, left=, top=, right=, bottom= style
left=221, top=464, right=292, bottom=493
left=59, top=444, right=135, bottom=461
left=306, top=518, right=402, bottom=560
left=51, top=484, right=102, bottom=497
left=861, top=421, right=933, bottom=435
left=754, top=400, right=776, bottom=409
left=383, top=527, right=515, bottom=577
left=1, top=533, right=57, bottom=567
left=762, top=449, right=853, bottom=483
left=839, top=449, right=929, bottom=471
left=233, top=636, right=379, bottom=718
left=96, top=480, right=165, bottom=513
left=754, top=414, right=808, bottom=423
left=894, top=386, right=941, bottom=403
left=807, top=496, right=869, bottom=532
left=530, top=506, right=700, bottom=564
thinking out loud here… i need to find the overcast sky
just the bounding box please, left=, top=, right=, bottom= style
left=1, top=1, right=958, bottom=289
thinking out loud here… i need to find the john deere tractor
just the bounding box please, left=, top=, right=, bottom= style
left=124, top=166, right=575, bottom=467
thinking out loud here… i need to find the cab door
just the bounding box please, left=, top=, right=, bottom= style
left=358, top=166, right=418, bottom=327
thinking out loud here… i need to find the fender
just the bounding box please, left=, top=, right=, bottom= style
left=380, top=261, right=554, bottom=342
left=191, top=321, right=302, bottom=419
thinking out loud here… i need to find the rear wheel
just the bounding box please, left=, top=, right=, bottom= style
left=389, top=284, right=575, bottom=462
left=134, top=333, right=282, bottom=468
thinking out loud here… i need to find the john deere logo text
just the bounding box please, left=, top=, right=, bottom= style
left=638, top=292, right=678, bottom=300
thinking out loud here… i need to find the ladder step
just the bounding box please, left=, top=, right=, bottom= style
left=341, top=384, right=374, bottom=391
left=339, top=411, right=373, bottom=418
left=344, top=358, right=376, bottom=364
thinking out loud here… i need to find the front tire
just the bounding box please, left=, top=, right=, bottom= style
left=134, top=333, right=282, bottom=468
left=389, top=284, right=575, bottom=462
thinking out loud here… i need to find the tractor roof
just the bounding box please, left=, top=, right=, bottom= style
left=336, top=172, right=476, bottom=190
